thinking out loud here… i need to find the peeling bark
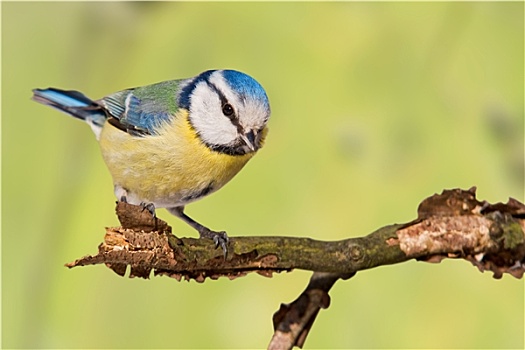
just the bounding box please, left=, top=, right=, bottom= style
left=65, top=188, right=525, bottom=349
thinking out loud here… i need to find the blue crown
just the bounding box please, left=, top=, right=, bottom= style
left=179, top=70, right=269, bottom=111
left=222, top=70, right=269, bottom=110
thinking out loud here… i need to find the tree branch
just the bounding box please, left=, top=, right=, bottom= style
left=66, top=187, right=525, bottom=349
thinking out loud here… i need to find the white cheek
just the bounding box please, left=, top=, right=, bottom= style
left=189, top=83, right=237, bottom=145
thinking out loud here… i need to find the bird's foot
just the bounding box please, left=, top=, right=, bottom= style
left=199, top=228, right=229, bottom=258
left=139, top=202, right=156, bottom=218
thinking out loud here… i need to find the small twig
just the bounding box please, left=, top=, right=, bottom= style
left=269, top=272, right=354, bottom=350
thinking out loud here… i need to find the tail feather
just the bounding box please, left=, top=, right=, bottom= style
left=32, top=88, right=102, bottom=120
left=32, top=88, right=108, bottom=139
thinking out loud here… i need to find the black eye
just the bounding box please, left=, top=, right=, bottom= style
left=222, top=103, right=234, bottom=117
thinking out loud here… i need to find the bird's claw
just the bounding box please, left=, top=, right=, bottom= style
left=139, top=202, right=156, bottom=218
left=199, top=229, right=229, bottom=259
left=213, top=233, right=229, bottom=258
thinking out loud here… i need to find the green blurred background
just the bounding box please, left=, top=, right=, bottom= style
left=2, top=2, right=523, bottom=349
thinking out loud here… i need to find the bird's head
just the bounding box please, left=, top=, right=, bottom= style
left=179, top=70, right=271, bottom=156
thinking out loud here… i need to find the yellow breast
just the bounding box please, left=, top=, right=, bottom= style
left=98, top=109, right=255, bottom=207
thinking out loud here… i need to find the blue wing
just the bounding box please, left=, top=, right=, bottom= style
left=100, top=80, right=182, bottom=136
left=33, top=80, right=184, bottom=137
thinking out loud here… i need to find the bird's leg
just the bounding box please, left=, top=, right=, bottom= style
left=168, top=206, right=229, bottom=258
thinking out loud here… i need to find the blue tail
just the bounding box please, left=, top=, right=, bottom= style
left=32, top=88, right=107, bottom=137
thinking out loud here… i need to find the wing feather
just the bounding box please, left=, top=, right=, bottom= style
left=100, top=80, right=183, bottom=136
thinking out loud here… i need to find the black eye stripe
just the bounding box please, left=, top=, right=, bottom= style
left=206, top=81, right=243, bottom=131
left=206, top=82, right=228, bottom=106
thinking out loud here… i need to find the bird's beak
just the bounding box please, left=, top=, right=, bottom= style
left=240, top=130, right=257, bottom=152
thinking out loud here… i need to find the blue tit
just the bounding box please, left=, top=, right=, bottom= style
left=32, top=69, right=271, bottom=255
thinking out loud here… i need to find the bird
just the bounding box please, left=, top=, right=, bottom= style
left=32, top=69, right=271, bottom=256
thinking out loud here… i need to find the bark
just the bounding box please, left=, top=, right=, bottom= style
left=65, top=187, right=525, bottom=349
